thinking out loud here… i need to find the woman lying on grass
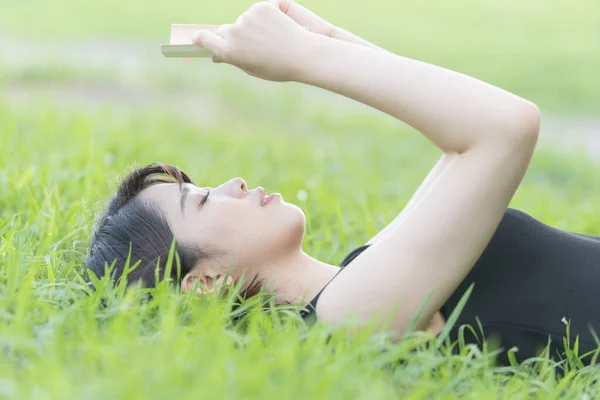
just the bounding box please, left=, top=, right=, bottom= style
left=85, top=0, right=600, bottom=366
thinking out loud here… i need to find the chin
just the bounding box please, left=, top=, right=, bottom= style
left=276, top=203, right=306, bottom=248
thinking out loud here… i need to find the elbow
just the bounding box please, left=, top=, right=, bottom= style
left=520, top=101, right=541, bottom=143
left=471, top=101, right=540, bottom=153
left=506, top=100, right=541, bottom=149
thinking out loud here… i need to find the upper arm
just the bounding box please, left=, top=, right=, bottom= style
left=315, top=132, right=538, bottom=335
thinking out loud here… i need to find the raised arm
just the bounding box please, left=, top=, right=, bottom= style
left=292, top=28, right=539, bottom=333
left=295, top=33, right=538, bottom=153
left=193, top=2, right=540, bottom=334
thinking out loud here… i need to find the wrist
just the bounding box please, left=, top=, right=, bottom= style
left=292, top=32, right=330, bottom=84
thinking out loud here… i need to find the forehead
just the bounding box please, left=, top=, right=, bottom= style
left=138, top=182, right=207, bottom=213
left=139, top=181, right=210, bottom=196
left=138, top=182, right=189, bottom=202
left=137, top=183, right=199, bottom=237
left=138, top=182, right=207, bottom=226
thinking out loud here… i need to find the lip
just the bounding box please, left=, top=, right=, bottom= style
left=258, top=187, right=266, bottom=206
left=263, top=193, right=280, bottom=206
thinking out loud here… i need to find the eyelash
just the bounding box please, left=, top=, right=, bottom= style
left=199, top=190, right=211, bottom=207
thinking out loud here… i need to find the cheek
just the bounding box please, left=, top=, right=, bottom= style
left=198, top=204, right=305, bottom=257
left=199, top=208, right=259, bottom=251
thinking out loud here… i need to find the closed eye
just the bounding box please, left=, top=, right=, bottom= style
left=180, top=186, right=211, bottom=215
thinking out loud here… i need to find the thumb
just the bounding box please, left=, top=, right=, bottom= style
left=193, top=30, right=226, bottom=59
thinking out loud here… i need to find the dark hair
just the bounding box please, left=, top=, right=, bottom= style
left=85, top=162, right=262, bottom=297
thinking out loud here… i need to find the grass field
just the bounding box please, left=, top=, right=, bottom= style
left=1, top=0, right=600, bottom=398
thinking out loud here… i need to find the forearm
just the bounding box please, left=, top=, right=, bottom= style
left=296, top=34, right=538, bottom=153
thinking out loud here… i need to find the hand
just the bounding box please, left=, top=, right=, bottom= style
left=270, top=0, right=385, bottom=53
left=268, top=0, right=334, bottom=37
left=193, top=2, right=313, bottom=82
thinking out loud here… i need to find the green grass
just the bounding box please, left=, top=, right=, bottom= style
left=2, top=85, right=600, bottom=398
left=2, top=0, right=600, bottom=397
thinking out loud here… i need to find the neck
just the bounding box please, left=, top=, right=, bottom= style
left=255, top=250, right=340, bottom=306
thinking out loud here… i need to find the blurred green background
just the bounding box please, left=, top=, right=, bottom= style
left=1, top=0, right=600, bottom=398
left=2, top=0, right=599, bottom=113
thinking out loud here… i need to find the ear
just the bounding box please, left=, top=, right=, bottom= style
left=181, top=268, right=235, bottom=295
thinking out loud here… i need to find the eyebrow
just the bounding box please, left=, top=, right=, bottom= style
left=180, top=185, right=190, bottom=215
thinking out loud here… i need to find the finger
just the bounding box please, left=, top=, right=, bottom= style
left=270, top=0, right=314, bottom=26
left=268, top=0, right=292, bottom=14
left=193, top=30, right=226, bottom=59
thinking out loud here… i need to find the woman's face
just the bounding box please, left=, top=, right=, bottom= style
left=139, top=177, right=306, bottom=273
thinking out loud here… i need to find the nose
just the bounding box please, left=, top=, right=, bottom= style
left=229, top=177, right=248, bottom=198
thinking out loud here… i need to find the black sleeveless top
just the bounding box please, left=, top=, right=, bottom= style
left=301, top=208, right=600, bottom=365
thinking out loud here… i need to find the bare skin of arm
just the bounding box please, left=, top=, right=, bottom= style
left=293, top=34, right=539, bottom=334
left=269, top=3, right=460, bottom=332
left=194, top=2, right=541, bottom=336
left=265, top=1, right=457, bottom=333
